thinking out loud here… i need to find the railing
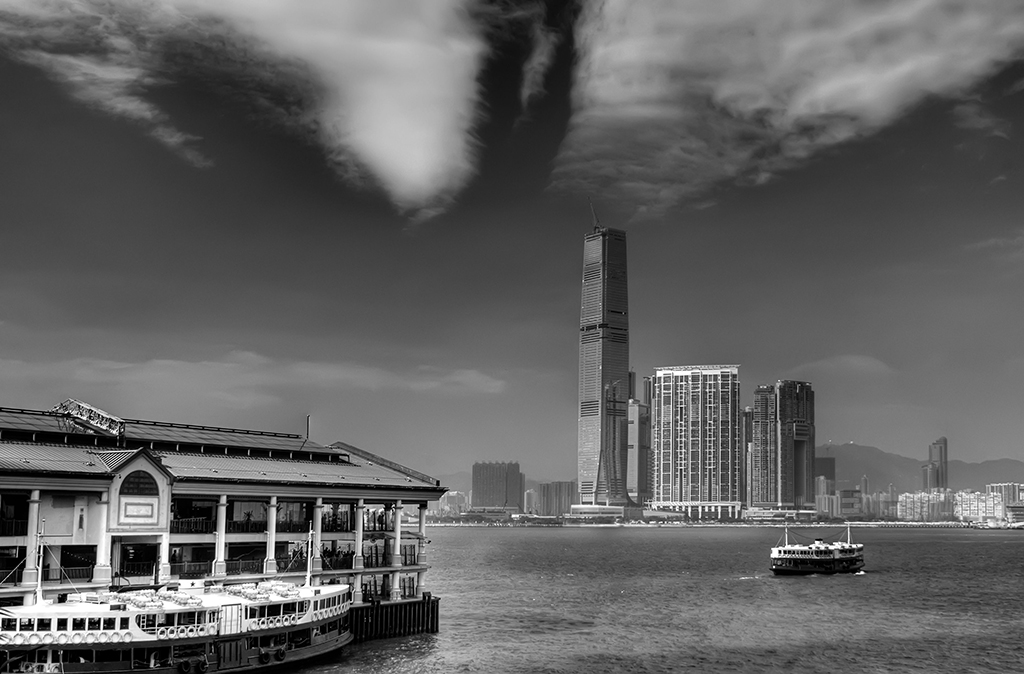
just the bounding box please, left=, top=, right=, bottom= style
left=170, top=561, right=212, bottom=578
left=320, top=551, right=355, bottom=571
left=321, top=516, right=351, bottom=533
left=225, top=559, right=264, bottom=576
left=401, top=544, right=418, bottom=566
left=44, top=566, right=94, bottom=583
left=0, top=519, right=28, bottom=537
left=226, top=519, right=267, bottom=534
left=276, top=520, right=311, bottom=534
left=118, top=561, right=156, bottom=577
left=275, top=554, right=307, bottom=573
left=170, top=517, right=216, bottom=534
left=0, top=565, right=23, bottom=585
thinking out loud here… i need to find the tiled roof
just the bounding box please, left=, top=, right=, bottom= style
left=156, top=452, right=439, bottom=489
left=0, top=442, right=114, bottom=475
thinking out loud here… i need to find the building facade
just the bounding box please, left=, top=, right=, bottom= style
left=923, top=437, right=948, bottom=491
left=749, top=381, right=815, bottom=511
left=470, top=462, right=524, bottom=513
left=537, top=481, right=578, bottom=517
left=0, top=399, right=446, bottom=608
left=626, top=374, right=652, bottom=505
left=577, top=226, right=630, bottom=506
left=649, top=365, right=743, bottom=520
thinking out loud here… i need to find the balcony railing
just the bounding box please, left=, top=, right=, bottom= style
left=225, top=559, right=264, bottom=576
left=170, top=561, right=212, bottom=578
left=44, top=566, right=94, bottom=583
left=170, top=517, right=216, bottom=534
left=320, top=551, right=355, bottom=570
left=0, top=519, right=28, bottom=537
left=0, top=565, right=24, bottom=585
left=118, top=561, right=156, bottom=577
left=226, top=519, right=267, bottom=534
left=276, top=520, right=312, bottom=534
left=321, top=516, right=351, bottom=533
left=275, top=554, right=307, bottom=573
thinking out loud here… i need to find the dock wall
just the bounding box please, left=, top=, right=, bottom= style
left=349, top=594, right=440, bottom=642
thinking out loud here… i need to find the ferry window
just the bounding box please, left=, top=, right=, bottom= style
left=120, top=618, right=130, bottom=630
left=284, top=602, right=296, bottom=615
left=1, top=618, right=15, bottom=631
left=88, top=618, right=101, bottom=631
left=180, top=613, right=196, bottom=626
left=247, top=607, right=257, bottom=620
left=208, top=611, right=218, bottom=623
left=121, top=470, right=159, bottom=496
left=56, top=618, right=67, bottom=631
left=103, top=618, right=116, bottom=630
left=19, top=619, right=34, bottom=631
left=137, top=615, right=156, bottom=630
left=38, top=619, right=52, bottom=631
left=266, top=604, right=281, bottom=617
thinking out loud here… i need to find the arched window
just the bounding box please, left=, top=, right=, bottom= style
left=121, top=470, right=159, bottom=496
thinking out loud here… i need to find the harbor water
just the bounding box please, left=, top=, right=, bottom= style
left=319, top=526, right=1023, bottom=673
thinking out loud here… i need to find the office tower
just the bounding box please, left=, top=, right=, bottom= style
left=921, top=463, right=938, bottom=492
left=471, top=462, right=525, bottom=513
left=927, top=437, right=948, bottom=490
left=650, top=365, right=743, bottom=519
left=538, top=480, right=578, bottom=516
left=750, top=380, right=816, bottom=510
left=742, top=406, right=753, bottom=507
left=577, top=226, right=630, bottom=506
left=626, top=393, right=651, bottom=505
left=860, top=475, right=870, bottom=497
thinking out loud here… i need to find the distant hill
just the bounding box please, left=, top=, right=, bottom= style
left=818, top=443, right=1024, bottom=493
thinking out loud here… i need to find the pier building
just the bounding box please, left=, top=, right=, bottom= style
left=0, top=398, right=444, bottom=639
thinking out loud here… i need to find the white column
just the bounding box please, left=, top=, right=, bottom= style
left=264, top=497, right=278, bottom=573
left=20, top=490, right=41, bottom=590
left=312, top=498, right=323, bottom=575
left=414, top=503, right=427, bottom=598
left=92, top=490, right=112, bottom=584
left=213, top=495, right=227, bottom=577
left=389, top=501, right=402, bottom=601
left=158, top=533, right=171, bottom=582
left=352, top=500, right=364, bottom=603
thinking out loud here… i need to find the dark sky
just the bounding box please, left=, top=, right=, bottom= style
left=2, top=1, right=1024, bottom=480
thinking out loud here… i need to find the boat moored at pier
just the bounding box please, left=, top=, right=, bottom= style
left=769, top=525, right=864, bottom=575
left=0, top=579, right=352, bottom=674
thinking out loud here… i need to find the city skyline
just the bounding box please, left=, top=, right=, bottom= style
left=2, top=2, right=1024, bottom=481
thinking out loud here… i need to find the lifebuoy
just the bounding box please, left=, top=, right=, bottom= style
left=274, top=649, right=286, bottom=662
left=197, top=661, right=209, bottom=674
left=71, top=633, right=83, bottom=644
left=123, top=632, right=134, bottom=643
left=177, top=626, right=189, bottom=638
left=42, top=633, right=54, bottom=644
left=258, top=651, right=271, bottom=665
left=186, top=626, right=197, bottom=638
left=57, top=634, right=68, bottom=645
left=157, top=627, right=169, bottom=639
left=29, top=633, right=42, bottom=644
left=98, top=632, right=110, bottom=643
left=110, top=632, right=122, bottom=643
left=178, top=660, right=192, bottom=674
left=85, top=633, right=96, bottom=644
left=13, top=634, right=26, bottom=645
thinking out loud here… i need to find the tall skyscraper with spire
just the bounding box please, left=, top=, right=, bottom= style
left=577, top=225, right=630, bottom=506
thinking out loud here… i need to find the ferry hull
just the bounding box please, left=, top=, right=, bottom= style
left=770, top=560, right=864, bottom=576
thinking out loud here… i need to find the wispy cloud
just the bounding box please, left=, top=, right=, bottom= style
left=966, top=228, right=1024, bottom=263
left=0, top=351, right=506, bottom=413
left=951, top=101, right=1011, bottom=138
left=0, top=0, right=497, bottom=216
left=556, top=0, right=1024, bottom=219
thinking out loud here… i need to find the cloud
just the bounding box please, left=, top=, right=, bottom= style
left=0, top=0, right=494, bottom=216
left=0, top=351, right=507, bottom=414
left=784, top=354, right=897, bottom=381
left=951, top=101, right=1011, bottom=138
left=966, top=228, right=1024, bottom=262
left=556, top=0, right=1024, bottom=219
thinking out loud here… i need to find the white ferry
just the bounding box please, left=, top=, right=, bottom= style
left=1, top=533, right=352, bottom=674
left=769, top=525, right=865, bottom=575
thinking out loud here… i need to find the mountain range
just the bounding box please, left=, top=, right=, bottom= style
left=433, top=444, right=1024, bottom=497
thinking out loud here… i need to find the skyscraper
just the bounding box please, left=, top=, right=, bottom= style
left=650, top=365, right=743, bottom=520
left=626, top=373, right=652, bottom=505
left=577, top=226, right=630, bottom=506
left=471, top=462, right=525, bottom=513
left=749, top=380, right=816, bottom=510
left=928, top=437, right=948, bottom=490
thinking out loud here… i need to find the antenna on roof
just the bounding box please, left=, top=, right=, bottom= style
left=588, top=197, right=600, bottom=230
left=305, top=415, right=310, bottom=440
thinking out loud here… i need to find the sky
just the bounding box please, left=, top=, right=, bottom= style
left=2, top=0, right=1024, bottom=482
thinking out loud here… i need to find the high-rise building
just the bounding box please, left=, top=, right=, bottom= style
left=924, top=437, right=948, bottom=490
left=650, top=365, right=743, bottom=520
left=538, top=480, right=578, bottom=516
left=577, top=226, right=630, bottom=506
left=749, top=380, right=816, bottom=510
left=471, top=462, right=525, bottom=513
left=626, top=372, right=652, bottom=505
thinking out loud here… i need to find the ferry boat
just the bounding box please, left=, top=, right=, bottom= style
left=1, top=532, right=352, bottom=674
left=769, top=525, right=865, bottom=575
